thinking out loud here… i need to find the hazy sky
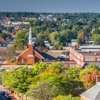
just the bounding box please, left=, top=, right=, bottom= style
left=0, top=0, right=100, bottom=13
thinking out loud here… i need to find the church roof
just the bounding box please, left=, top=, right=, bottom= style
left=34, top=48, right=56, bottom=60
left=80, top=83, right=100, bottom=100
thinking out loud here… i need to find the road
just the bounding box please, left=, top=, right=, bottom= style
left=0, top=93, right=8, bottom=100
left=0, top=85, right=12, bottom=100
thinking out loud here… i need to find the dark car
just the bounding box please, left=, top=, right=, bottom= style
left=0, top=91, right=5, bottom=95
left=5, top=93, right=11, bottom=99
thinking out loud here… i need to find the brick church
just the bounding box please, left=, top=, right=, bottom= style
left=17, top=27, right=56, bottom=64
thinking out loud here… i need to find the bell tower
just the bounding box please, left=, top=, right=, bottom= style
left=27, top=26, right=35, bottom=64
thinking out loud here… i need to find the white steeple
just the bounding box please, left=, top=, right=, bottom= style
left=28, top=26, right=32, bottom=44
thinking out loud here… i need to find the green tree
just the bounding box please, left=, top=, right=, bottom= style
left=7, top=26, right=14, bottom=32
left=67, top=67, right=80, bottom=80
left=50, top=31, right=59, bottom=44
left=29, top=79, right=66, bottom=100
left=92, top=29, right=100, bottom=45
left=3, top=66, right=34, bottom=94
left=60, top=29, right=72, bottom=45
left=0, top=33, right=7, bottom=39
left=93, top=34, right=100, bottom=45
left=14, top=30, right=28, bottom=49
left=28, top=73, right=67, bottom=100
left=77, top=37, right=83, bottom=45
left=52, top=95, right=80, bottom=100
left=47, top=62, right=65, bottom=74
left=33, top=62, right=48, bottom=75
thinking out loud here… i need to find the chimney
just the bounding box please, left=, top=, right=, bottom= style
left=96, top=75, right=100, bottom=83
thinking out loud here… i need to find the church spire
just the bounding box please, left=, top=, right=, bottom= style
left=28, top=26, right=32, bottom=44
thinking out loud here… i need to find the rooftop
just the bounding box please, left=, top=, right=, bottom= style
left=76, top=49, right=100, bottom=56
left=81, top=51, right=100, bottom=56
left=80, top=46, right=100, bottom=49
left=43, top=57, right=75, bottom=63
left=80, top=83, right=100, bottom=100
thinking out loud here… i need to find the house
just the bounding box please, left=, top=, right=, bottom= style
left=44, top=41, right=53, bottom=49
left=80, top=75, right=100, bottom=100
left=0, top=38, right=6, bottom=46
left=71, top=39, right=77, bottom=46
left=88, top=40, right=94, bottom=45
left=44, top=41, right=50, bottom=47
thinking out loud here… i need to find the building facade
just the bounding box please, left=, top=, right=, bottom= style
left=70, top=46, right=100, bottom=68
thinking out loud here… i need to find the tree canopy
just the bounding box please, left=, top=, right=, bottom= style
left=14, top=30, right=28, bottom=49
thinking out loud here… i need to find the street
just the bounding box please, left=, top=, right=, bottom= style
left=0, top=85, right=12, bottom=100
left=0, top=93, right=8, bottom=100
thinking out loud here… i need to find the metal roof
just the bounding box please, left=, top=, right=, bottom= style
left=80, top=46, right=100, bottom=49
left=80, top=83, right=100, bottom=100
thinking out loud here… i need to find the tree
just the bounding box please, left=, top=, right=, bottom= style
left=0, top=30, right=2, bottom=34
left=77, top=37, right=83, bottom=45
left=50, top=31, right=59, bottom=44
left=82, top=70, right=100, bottom=89
left=46, top=62, right=65, bottom=74
left=80, top=63, right=99, bottom=79
left=7, top=26, right=14, bottom=32
left=1, top=47, right=16, bottom=61
left=80, top=63, right=100, bottom=88
left=92, top=29, right=100, bottom=45
left=0, top=33, right=7, bottom=39
left=28, top=62, right=83, bottom=100
left=78, top=31, right=85, bottom=42
left=60, top=29, right=72, bottom=44
left=14, top=30, right=28, bottom=49
left=92, top=29, right=100, bottom=38
left=33, top=62, right=48, bottom=75
left=36, top=33, right=49, bottom=47
left=93, top=34, right=100, bottom=45
left=28, top=72, right=67, bottom=100
left=29, top=79, right=66, bottom=100
left=3, top=66, right=34, bottom=94
left=52, top=95, right=80, bottom=100
left=67, top=67, right=80, bottom=80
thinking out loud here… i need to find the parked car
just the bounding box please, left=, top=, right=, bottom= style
left=5, top=93, right=11, bottom=99
left=0, top=91, right=5, bottom=95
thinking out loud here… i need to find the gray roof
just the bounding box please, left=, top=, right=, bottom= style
left=80, top=46, right=100, bottom=49
left=80, top=83, right=100, bottom=100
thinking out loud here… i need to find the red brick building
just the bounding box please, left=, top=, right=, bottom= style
left=70, top=46, right=100, bottom=68
left=18, top=27, right=47, bottom=64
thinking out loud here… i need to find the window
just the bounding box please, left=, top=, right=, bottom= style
left=70, top=64, right=75, bottom=68
left=97, top=58, right=100, bottom=61
left=85, top=58, right=95, bottom=61
left=22, top=59, right=24, bottom=64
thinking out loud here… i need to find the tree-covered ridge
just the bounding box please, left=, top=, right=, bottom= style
left=1, top=12, right=100, bottom=49
left=7, top=12, right=100, bottom=50
left=2, top=62, right=100, bottom=100
left=0, top=12, right=100, bottom=20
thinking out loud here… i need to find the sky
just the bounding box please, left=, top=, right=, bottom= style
left=0, top=0, right=100, bottom=13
